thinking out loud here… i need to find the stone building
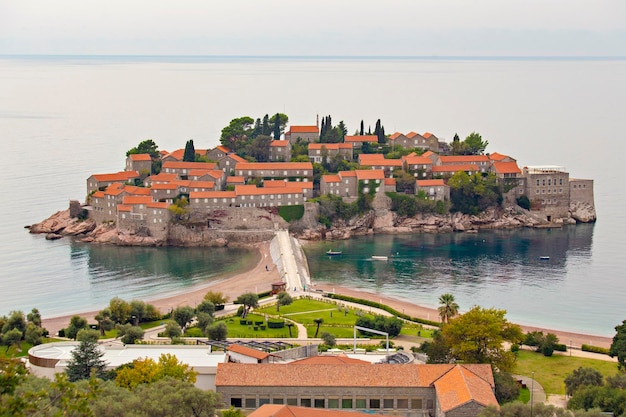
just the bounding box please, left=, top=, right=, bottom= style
left=389, top=132, right=439, bottom=152
left=215, top=363, right=498, bottom=417
left=236, top=162, right=313, bottom=182
left=125, top=153, right=152, bottom=176
left=269, top=140, right=292, bottom=162
left=285, top=126, right=320, bottom=144
left=344, top=135, right=379, bottom=149
left=358, top=154, right=402, bottom=176
left=416, top=179, right=449, bottom=201
left=308, top=143, right=353, bottom=163
left=86, top=171, right=140, bottom=194
left=523, top=166, right=571, bottom=221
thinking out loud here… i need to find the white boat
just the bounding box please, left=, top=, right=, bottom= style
left=326, top=250, right=342, bottom=256
left=371, top=255, right=388, bottom=261
left=539, top=256, right=550, bottom=260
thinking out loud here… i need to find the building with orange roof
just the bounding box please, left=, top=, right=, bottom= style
left=284, top=125, right=320, bottom=144
left=144, top=173, right=178, bottom=186
left=358, top=153, right=403, bottom=176
left=218, top=153, right=247, bottom=174
left=320, top=170, right=386, bottom=198
left=248, top=404, right=395, bottom=417
left=389, top=132, right=439, bottom=152
left=269, top=140, right=292, bottom=162
left=227, top=176, right=246, bottom=186
left=227, top=344, right=272, bottom=364
left=161, top=148, right=185, bottom=162
left=207, top=145, right=232, bottom=161
left=236, top=162, right=313, bottom=182
left=86, top=171, right=140, bottom=194
left=402, top=154, right=433, bottom=179
left=344, top=135, right=378, bottom=149
left=125, top=153, right=153, bottom=175
left=487, top=152, right=515, bottom=163
left=416, top=179, right=450, bottom=201
left=215, top=363, right=497, bottom=417
left=431, top=164, right=480, bottom=177
left=162, top=161, right=217, bottom=178
left=439, top=155, right=490, bottom=173
left=308, top=143, right=353, bottom=163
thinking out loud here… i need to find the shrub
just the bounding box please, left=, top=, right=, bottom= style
left=279, top=205, right=304, bottom=222
left=516, top=195, right=531, bottom=210
left=240, top=319, right=247, bottom=325
left=581, top=344, right=610, bottom=355
left=267, top=320, right=285, bottom=329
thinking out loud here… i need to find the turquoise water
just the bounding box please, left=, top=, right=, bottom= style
left=1, top=56, right=624, bottom=336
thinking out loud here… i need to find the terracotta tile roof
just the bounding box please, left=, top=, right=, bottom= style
left=187, top=181, right=216, bottom=189
left=417, top=179, right=446, bottom=187
left=264, top=180, right=288, bottom=188
left=423, top=132, right=435, bottom=139
left=228, top=344, right=270, bottom=360
left=322, top=174, right=341, bottom=183
left=493, top=161, right=521, bottom=174
left=203, top=170, right=226, bottom=180
left=440, top=155, right=489, bottom=163
left=358, top=153, right=385, bottom=163
left=147, top=202, right=169, bottom=209
left=402, top=155, right=432, bottom=165
left=338, top=170, right=357, bottom=177
left=356, top=170, right=386, bottom=181
left=91, top=171, right=139, bottom=182
left=288, top=125, right=319, bottom=134
left=92, top=191, right=105, bottom=198
left=188, top=169, right=215, bottom=177
left=488, top=152, right=509, bottom=161
left=309, top=143, right=340, bottom=151
left=117, top=204, right=131, bottom=212
left=270, top=140, right=290, bottom=147
left=122, top=196, right=154, bottom=205
left=165, top=149, right=185, bottom=160
left=122, top=186, right=151, bottom=196
left=431, top=164, right=480, bottom=173
left=290, top=355, right=369, bottom=365
left=104, top=188, right=125, bottom=196
left=146, top=173, right=178, bottom=183
left=129, top=153, right=152, bottom=161
left=384, top=178, right=396, bottom=185
left=249, top=404, right=394, bottom=417
left=226, top=154, right=247, bottom=163
left=163, top=161, right=217, bottom=170
left=216, top=145, right=231, bottom=153
left=422, top=151, right=434, bottom=158
left=190, top=191, right=237, bottom=199
left=216, top=363, right=467, bottom=387
left=151, top=183, right=179, bottom=190
left=344, top=135, right=378, bottom=143
left=406, top=131, right=422, bottom=139
left=390, top=132, right=403, bottom=140
left=433, top=365, right=498, bottom=412
left=236, top=162, right=313, bottom=171
left=227, top=176, right=246, bottom=184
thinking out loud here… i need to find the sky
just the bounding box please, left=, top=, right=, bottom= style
left=1, top=0, right=626, bottom=56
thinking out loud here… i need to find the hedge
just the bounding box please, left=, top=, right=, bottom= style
left=554, top=343, right=567, bottom=352
left=581, top=344, right=610, bottom=355
left=267, top=320, right=285, bottom=329
left=324, top=293, right=441, bottom=327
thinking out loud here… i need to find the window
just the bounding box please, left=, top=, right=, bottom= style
left=397, top=399, right=409, bottom=409
left=342, top=399, right=353, bottom=409
left=314, top=399, right=325, bottom=408
left=287, top=398, right=297, bottom=406
left=356, top=398, right=366, bottom=409
left=272, top=398, right=284, bottom=404
left=411, top=399, right=423, bottom=409
left=369, top=399, right=381, bottom=409
left=259, top=398, right=270, bottom=406
left=301, top=398, right=311, bottom=408
left=548, top=179, right=551, bottom=185
left=560, top=178, right=563, bottom=185
left=536, top=179, right=540, bottom=186
left=230, top=398, right=242, bottom=408
left=245, top=398, right=256, bottom=409
left=328, top=399, right=339, bottom=409
left=383, top=399, right=394, bottom=409
left=542, top=179, right=546, bottom=186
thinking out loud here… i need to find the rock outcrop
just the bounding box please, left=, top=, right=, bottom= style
left=569, top=201, right=597, bottom=223
left=28, top=210, right=96, bottom=237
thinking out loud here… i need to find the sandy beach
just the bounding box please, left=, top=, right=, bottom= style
left=42, top=241, right=281, bottom=336
left=42, top=240, right=613, bottom=350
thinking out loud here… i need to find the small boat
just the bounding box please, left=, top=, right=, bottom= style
left=326, top=250, right=342, bottom=256
left=539, top=256, right=550, bottom=260
left=371, top=255, right=388, bottom=261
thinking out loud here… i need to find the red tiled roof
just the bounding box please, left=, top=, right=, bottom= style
left=187, top=180, right=216, bottom=189
left=249, top=404, right=394, bottom=417
left=322, top=174, right=341, bottom=183
left=291, top=355, right=370, bottom=365
left=129, top=153, right=152, bottom=161
left=423, top=132, right=434, bottom=139
left=122, top=196, right=153, bottom=205
left=147, top=202, right=169, bottom=209
left=434, top=365, right=498, bottom=412
left=216, top=145, right=231, bottom=153
left=225, top=154, right=247, bottom=163
left=338, top=170, right=357, bottom=177
left=270, top=140, right=290, bottom=147
left=117, top=204, right=131, bottom=212
left=122, top=185, right=151, bottom=196
left=228, top=344, right=270, bottom=360
left=344, top=135, right=378, bottom=143
left=236, top=162, right=313, bottom=171
left=406, top=131, right=422, bottom=139
left=227, top=176, right=246, bottom=184
left=91, top=171, right=139, bottom=182
left=384, top=178, right=396, bottom=186
left=432, top=164, right=480, bottom=173
left=417, top=179, right=446, bottom=187
left=288, top=125, right=319, bottom=134
left=151, top=183, right=179, bottom=190
left=403, top=155, right=433, bottom=165
left=355, top=170, right=385, bottom=181
left=390, top=132, right=403, bottom=140
left=163, top=161, right=217, bottom=170
left=440, top=155, right=489, bottom=163
left=146, top=173, right=178, bottom=183
left=190, top=191, right=237, bottom=199
left=358, top=153, right=385, bottom=163
left=165, top=149, right=185, bottom=161
left=92, top=191, right=105, bottom=198
left=493, top=161, right=521, bottom=174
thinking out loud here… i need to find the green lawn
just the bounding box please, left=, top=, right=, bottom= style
left=217, top=314, right=292, bottom=339
left=514, top=350, right=620, bottom=395
left=0, top=337, right=65, bottom=359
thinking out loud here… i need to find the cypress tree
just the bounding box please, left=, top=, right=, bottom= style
left=360, top=120, right=364, bottom=136
left=273, top=113, right=281, bottom=140
left=262, top=114, right=270, bottom=136
left=183, top=139, right=195, bottom=162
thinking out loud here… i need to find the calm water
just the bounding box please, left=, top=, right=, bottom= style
left=1, top=56, right=624, bottom=335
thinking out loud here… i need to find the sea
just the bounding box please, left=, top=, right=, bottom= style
left=1, top=56, right=624, bottom=337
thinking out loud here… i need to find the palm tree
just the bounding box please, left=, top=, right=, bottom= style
left=286, top=322, right=294, bottom=338
left=314, top=318, right=324, bottom=338
left=438, top=293, right=459, bottom=324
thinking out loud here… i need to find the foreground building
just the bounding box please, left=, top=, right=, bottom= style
left=215, top=363, right=498, bottom=417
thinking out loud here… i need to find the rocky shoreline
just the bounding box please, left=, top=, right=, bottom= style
left=27, top=199, right=596, bottom=246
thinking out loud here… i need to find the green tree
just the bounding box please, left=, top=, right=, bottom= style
left=164, top=320, right=183, bottom=339
left=609, top=319, right=626, bottom=370
left=220, top=116, right=254, bottom=154
left=76, top=329, right=100, bottom=343
left=24, top=323, right=44, bottom=346
left=0, top=358, right=28, bottom=395
left=116, top=323, right=144, bottom=344
left=235, top=292, right=259, bottom=318
left=183, top=139, right=195, bottom=162
left=2, top=310, right=26, bottom=334
left=464, top=132, right=489, bottom=155
left=438, top=293, right=459, bottom=324
left=196, top=312, right=214, bottom=336
left=245, top=134, right=272, bottom=161
left=321, top=331, right=336, bottom=347
left=94, top=308, right=115, bottom=336
left=493, top=372, right=520, bottom=404
left=126, top=139, right=159, bottom=158
left=206, top=322, right=228, bottom=341
left=108, top=297, right=132, bottom=324
left=26, top=308, right=42, bottom=327
left=65, top=315, right=89, bottom=340
left=276, top=291, right=293, bottom=312
left=130, top=300, right=147, bottom=325
left=2, top=328, right=23, bottom=353
left=172, top=306, right=195, bottom=332
left=448, top=171, right=502, bottom=215
left=439, top=306, right=524, bottom=372
left=204, top=291, right=228, bottom=307
left=564, top=367, right=604, bottom=396
left=65, top=340, right=108, bottom=381
left=196, top=300, right=215, bottom=316
left=273, top=113, right=281, bottom=140
left=314, top=318, right=324, bottom=338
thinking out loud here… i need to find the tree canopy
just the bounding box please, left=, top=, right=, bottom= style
left=609, top=319, right=626, bottom=370
left=438, top=293, right=459, bottom=324
left=65, top=340, right=108, bottom=382
left=126, top=139, right=159, bottom=159
left=220, top=113, right=288, bottom=158
left=183, top=139, right=195, bottom=162
left=448, top=171, right=503, bottom=215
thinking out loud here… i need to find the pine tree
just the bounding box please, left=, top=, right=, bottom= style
left=183, top=139, right=195, bottom=162
left=65, top=340, right=107, bottom=381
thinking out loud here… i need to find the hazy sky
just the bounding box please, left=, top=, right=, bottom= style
left=1, top=0, right=625, bottom=56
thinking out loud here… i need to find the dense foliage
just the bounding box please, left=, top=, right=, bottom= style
left=448, top=171, right=503, bottom=215
left=1, top=308, right=47, bottom=354
left=219, top=113, right=288, bottom=158
left=355, top=315, right=403, bottom=338
left=610, top=319, right=626, bottom=370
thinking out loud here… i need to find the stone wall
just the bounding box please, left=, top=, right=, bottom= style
left=272, top=344, right=319, bottom=361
